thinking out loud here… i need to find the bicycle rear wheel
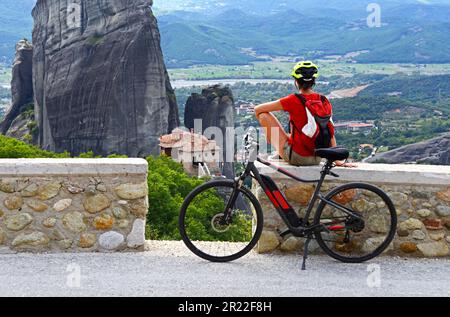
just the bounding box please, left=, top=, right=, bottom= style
left=314, top=183, right=397, bottom=263
left=179, top=179, right=264, bottom=262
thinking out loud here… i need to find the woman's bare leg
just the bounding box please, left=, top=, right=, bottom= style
left=257, top=113, right=289, bottom=159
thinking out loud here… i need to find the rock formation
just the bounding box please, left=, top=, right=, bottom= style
left=185, top=85, right=235, bottom=134
left=368, top=133, right=450, bottom=165
left=31, top=0, right=179, bottom=156
left=0, top=39, right=36, bottom=142
left=184, top=85, right=235, bottom=177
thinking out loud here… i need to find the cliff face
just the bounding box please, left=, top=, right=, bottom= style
left=368, top=133, right=450, bottom=165
left=0, top=40, right=34, bottom=138
left=185, top=85, right=235, bottom=134
left=32, top=0, right=179, bottom=156
left=184, top=85, right=235, bottom=177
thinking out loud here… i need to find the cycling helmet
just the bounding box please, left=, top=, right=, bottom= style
left=291, top=61, right=319, bottom=81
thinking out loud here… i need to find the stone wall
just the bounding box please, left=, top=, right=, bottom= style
left=253, top=162, right=450, bottom=258
left=0, top=159, right=148, bottom=253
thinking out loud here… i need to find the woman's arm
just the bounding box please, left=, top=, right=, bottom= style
left=254, top=100, right=284, bottom=118
left=330, top=136, right=337, bottom=147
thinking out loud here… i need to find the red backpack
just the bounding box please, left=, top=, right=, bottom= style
left=288, top=94, right=334, bottom=160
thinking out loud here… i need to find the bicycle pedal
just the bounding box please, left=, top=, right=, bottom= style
left=277, top=228, right=292, bottom=238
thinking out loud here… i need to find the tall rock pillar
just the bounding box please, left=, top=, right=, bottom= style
left=185, top=85, right=236, bottom=178
left=32, top=0, right=179, bottom=157
left=0, top=39, right=34, bottom=137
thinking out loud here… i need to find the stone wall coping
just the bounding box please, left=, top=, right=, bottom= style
left=0, top=158, right=148, bottom=176
left=256, top=161, right=450, bottom=186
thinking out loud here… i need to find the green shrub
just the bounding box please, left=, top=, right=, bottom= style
left=21, top=103, right=35, bottom=117
left=0, top=135, right=70, bottom=158
left=23, top=133, right=32, bottom=143
left=87, top=32, right=104, bottom=46
left=77, top=151, right=101, bottom=158
left=26, top=120, right=39, bottom=136
left=146, top=155, right=205, bottom=240
left=0, top=135, right=116, bottom=159
left=107, top=154, right=128, bottom=158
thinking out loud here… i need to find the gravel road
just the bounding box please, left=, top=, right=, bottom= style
left=1, top=241, right=449, bottom=297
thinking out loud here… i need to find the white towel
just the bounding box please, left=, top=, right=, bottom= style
left=302, top=108, right=318, bottom=138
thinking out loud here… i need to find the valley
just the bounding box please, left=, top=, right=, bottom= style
left=3, top=55, right=450, bottom=162
left=168, top=61, right=450, bottom=81
left=171, top=63, right=450, bottom=161
left=3, top=49, right=450, bottom=162
left=0, top=64, right=11, bottom=116
left=171, top=79, right=292, bottom=89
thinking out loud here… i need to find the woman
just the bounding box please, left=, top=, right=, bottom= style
left=255, top=61, right=353, bottom=167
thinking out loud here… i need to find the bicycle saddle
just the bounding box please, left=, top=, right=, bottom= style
left=315, top=147, right=350, bottom=162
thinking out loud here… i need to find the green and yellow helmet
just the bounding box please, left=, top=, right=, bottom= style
left=291, top=61, right=319, bottom=81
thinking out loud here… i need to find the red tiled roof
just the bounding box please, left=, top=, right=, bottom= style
left=348, top=123, right=374, bottom=128
left=159, top=129, right=220, bottom=151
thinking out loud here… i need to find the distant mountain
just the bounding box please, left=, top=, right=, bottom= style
left=2, top=0, right=450, bottom=66
left=158, top=1, right=450, bottom=66
left=155, top=0, right=424, bottom=16
left=384, top=3, right=450, bottom=22
left=160, top=22, right=257, bottom=66
left=360, top=74, right=450, bottom=104
left=0, top=0, right=35, bottom=62
left=368, top=133, right=450, bottom=165
left=332, top=74, right=450, bottom=121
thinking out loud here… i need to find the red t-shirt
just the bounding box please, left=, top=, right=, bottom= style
left=280, top=93, right=335, bottom=157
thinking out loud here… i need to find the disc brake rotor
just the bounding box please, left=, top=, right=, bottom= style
left=211, top=213, right=231, bottom=233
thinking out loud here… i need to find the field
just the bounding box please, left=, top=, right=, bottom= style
left=0, top=64, right=11, bottom=115
left=0, top=64, right=11, bottom=85
left=8, top=59, right=450, bottom=86
left=168, top=61, right=450, bottom=81
left=153, top=0, right=193, bottom=14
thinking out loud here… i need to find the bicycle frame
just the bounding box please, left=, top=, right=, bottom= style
left=237, top=157, right=363, bottom=237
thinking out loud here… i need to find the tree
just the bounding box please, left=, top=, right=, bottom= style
left=146, top=156, right=204, bottom=240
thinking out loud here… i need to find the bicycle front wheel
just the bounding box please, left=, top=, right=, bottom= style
left=314, top=183, right=397, bottom=263
left=179, top=179, right=264, bottom=262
